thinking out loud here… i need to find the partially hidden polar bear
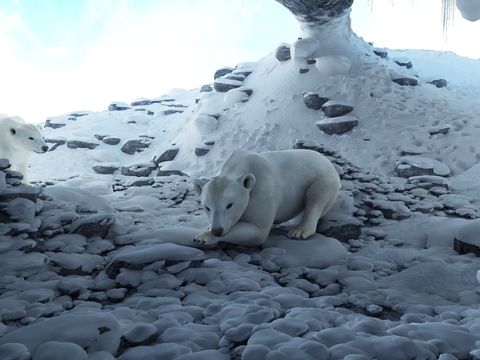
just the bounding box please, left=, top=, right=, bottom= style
left=0, top=114, right=49, bottom=184
left=194, top=149, right=341, bottom=246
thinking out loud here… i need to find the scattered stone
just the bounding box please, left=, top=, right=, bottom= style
left=164, top=108, right=185, bottom=116
left=317, top=213, right=363, bottom=242
left=322, top=101, right=354, bottom=117
left=428, top=124, right=450, bottom=136
left=393, top=57, right=413, bottom=69
left=45, top=120, right=66, bottom=129
left=151, top=96, right=175, bottom=104
left=200, top=84, right=213, bottom=93
left=275, top=44, right=291, bottom=61
left=45, top=139, right=66, bottom=151
left=121, top=162, right=157, bottom=177
left=130, top=98, right=152, bottom=106
left=213, top=79, right=243, bottom=93
left=373, top=48, right=388, bottom=58
left=214, top=67, right=234, bottom=80
left=108, top=102, right=131, bottom=111
left=303, top=92, right=329, bottom=110
left=392, top=77, right=418, bottom=86
left=396, top=156, right=451, bottom=178
left=67, top=138, right=99, bottom=150
left=93, top=163, right=120, bottom=175
left=103, top=136, right=121, bottom=145
left=454, top=219, right=480, bottom=256
left=195, top=146, right=210, bottom=157
left=408, top=175, right=449, bottom=189
left=153, top=147, right=179, bottom=166
left=316, top=116, right=358, bottom=135
left=299, top=67, right=310, bottom=74
left=69, top=213, right=115, bottom=239
left=121, top=138, right=153, bottom=155
left=427, top=78, right=448, bottom=88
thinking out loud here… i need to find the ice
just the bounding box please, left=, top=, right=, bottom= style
left=291, top=38, right=319, bottom=62
left=456, top=0, right=480, bottom=21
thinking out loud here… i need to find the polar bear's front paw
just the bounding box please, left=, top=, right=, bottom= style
left=287, top=227, right=314, bottom=240
left=193, top=230, right=220, bottom=246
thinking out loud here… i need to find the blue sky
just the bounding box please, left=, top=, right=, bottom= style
left=1, top=0, right=479, bottom=123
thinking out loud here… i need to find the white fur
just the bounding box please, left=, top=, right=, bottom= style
left=194, top=149, right=341, bottom=246
left=0, top=114, right=49, bottom=184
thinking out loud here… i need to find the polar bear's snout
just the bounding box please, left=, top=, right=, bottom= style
left=211, top=226, right=225, bottom=237
left=35, top=145, right=49, bottom=153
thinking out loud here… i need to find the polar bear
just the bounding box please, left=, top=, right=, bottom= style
left=194, top=149, right=341, bottom=246
left=0, top=114, right=49, bottom=184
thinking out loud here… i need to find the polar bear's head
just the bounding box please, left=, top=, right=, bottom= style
left=7, top=122, right=49, bottom=154
left=194, top=173, right=256, bottom=237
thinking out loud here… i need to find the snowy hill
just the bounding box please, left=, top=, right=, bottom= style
left=2, top=36, right=480, bottom=359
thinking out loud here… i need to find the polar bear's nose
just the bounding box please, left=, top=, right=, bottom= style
left=211, top=227, right=224, bottom=237
left=41, top=145, right=49, bottom=152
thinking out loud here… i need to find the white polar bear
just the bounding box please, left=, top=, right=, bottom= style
left=0, top=114, right=49, bottom=184
left=194, top=149, right=341, bottom=246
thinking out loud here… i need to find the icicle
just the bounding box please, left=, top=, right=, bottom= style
left=442, top=0, right=455, bottom=37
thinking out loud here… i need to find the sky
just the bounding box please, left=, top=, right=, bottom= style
left=0, top=0, right=479, bottom=123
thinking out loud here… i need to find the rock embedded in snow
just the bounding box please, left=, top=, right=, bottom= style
left=153, top=147, right=179, bottom=166
left=44, top=139, right=66, bottom=151
left=317, top=213, right=363, bottom=242
left=393, top=57, right=413, bottom=69
left=396, top=156, right=451, bottom=178
left=315, top=55, right=352, bottom=76
left=120, top=138, right=152, bottom=155
left=427, top=78, right=448, bottom=88
left=130, top=98, right=152, bottom=106
left=102, top=136, right=121, bottom=145
left=392, top=77, right=418, bottom=86
left=194, top=115, right=218, bottom=135
left=67, top=138, right=99, bottom=150
left=69, top=213, right=115, bottom=238
left=121, top=162, right=157, bottom=177
left=316, top=116, right=358, bottom=135
left=195, top=146, right=210, bottom=157
left=200, top=84, right=213, bottom=93
left=275, top=44, right=291, bottom=61
left=373, top=48, right=388, bottom=58
left=322, top=101, right=354, bottom=117
left=428, top=124, right=450, bottom=136
left=454, top=219, right=480, bottom=256
left=291, top=37, right=319, bottom=62
left=303, top=92, right=329, bottom=110
left=214, top=67, right=234, bottom=80
left=108, top=102, right=131, bottom=111
left=213, top=79, right=243, bottom=93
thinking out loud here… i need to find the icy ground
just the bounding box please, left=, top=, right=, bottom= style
left=1, top=43, right=480, bottom=359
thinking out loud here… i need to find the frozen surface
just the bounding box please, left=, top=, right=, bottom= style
left=1, top=25, right=480, bottom=360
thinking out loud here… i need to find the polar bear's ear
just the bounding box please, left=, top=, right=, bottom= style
left=240, top=173, right=256, bottom=191
left=8, top=127, right=16, bottom=135
left=194, top=179, right=209, bottom=196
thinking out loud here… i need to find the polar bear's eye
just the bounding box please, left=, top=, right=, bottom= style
left=226, top=203, right=233, bottom=209
left=205, top=206, right=210, bottom=212
left=29, top=137, right=34, bottom=140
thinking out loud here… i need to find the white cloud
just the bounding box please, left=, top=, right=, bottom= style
left=37, top=46, right=70, bottom=59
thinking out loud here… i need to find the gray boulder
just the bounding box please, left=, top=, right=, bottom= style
left=153, top=147, right=179, bottom=166
left=93, top=164, right=119, bottom=175
left=103, top=136, right=121, bottom=145
left=121, top=163, right=157, bottom=177
left=303, top=92, right=329, bottom=110
left=67, top=139, right=99, bottom=150
left=275, top=45, right=291, bottom=61
left=427, top=78, right=447, bottom=88
left=322, top=101, right=353, bottom=117
left=393, top=78, right=418, bottom=86
left=213, top=79, right=242, bottom=92
left=214, top=67, right=234, bottom=80
left=121, top=138, right=153, bottom=155
left=316, top=116, right=358, bottom=135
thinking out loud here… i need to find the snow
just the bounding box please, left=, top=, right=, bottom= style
left=1, top=15, right=480, bottom=360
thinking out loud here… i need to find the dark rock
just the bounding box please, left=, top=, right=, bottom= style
left=130, top=99, right=152, bottom=106
left=394, top=60, right=413, bottom=69
left=396, top=156, right=450, bottom=178
left=94, top=134, right=108, bottom=140
left=69, top=213, right=115, bottom=239
left=0, top=158, right=10, bottom=171
left=224, top=74, right=245, bottom=81
left=151, top=97, right=175, bottom=104
left=93, top=165, right=119, bottom=175
left=322, top=102, right=353, bottom=117
left=108, top=102, right=131, bottom=111
left=0, top=186, right=40, bottom=202
left=316, top=116, right=358, bottom=135
left=428, top=125, right=450, bottom=136
left=153, top=148, right=179, bottom=166
left=234, top=87, right=254, bottom=96
left=454, top=238, right=480, bottom=257
left=103, top=136, right=121, bottom=145
left=306, top=59, right=316, bottom=65
left=427, top=79, right=447, bottom=88
left=157, top=170, right=186, bottom=177
left=127, top=178, right=154, bottom=187
left=204, top=140, right=215, bottom=146
left=45, top=139, right=66, bottom=151
left=374, top=50, right=388, bottom=58
left=67, top=112, right=89, bottom=118
left=214, top=67, right=234, bottom=80
left=233, top=69, right=253, bottom=77
left=45, top=120, right=66, bottom=129
left=121, top=138, right=152, bottom=155
left=275, top=45, right=291, bottom=61
left=195, top=147, right=210, bottom=157
left=67, top=140, right=99, bottom=150
left=200, top=84, right=213, bottom=93
left=121, top=164, right=157, bottom=177
left=392, top=78, right=418, bottom=86
left=164, top=109, right=185, bottom=116
left=275, top=0, right=353, bottom=27
left=299, top=67, right=310, bottom=74
left=213, top=79, right=242, bottom=92
left=303, top=92, right=329, bottom=110
left=317, top=213, right=362, bottom=242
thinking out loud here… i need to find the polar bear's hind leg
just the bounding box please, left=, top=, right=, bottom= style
left=287, top=176, right=340, bottom=240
